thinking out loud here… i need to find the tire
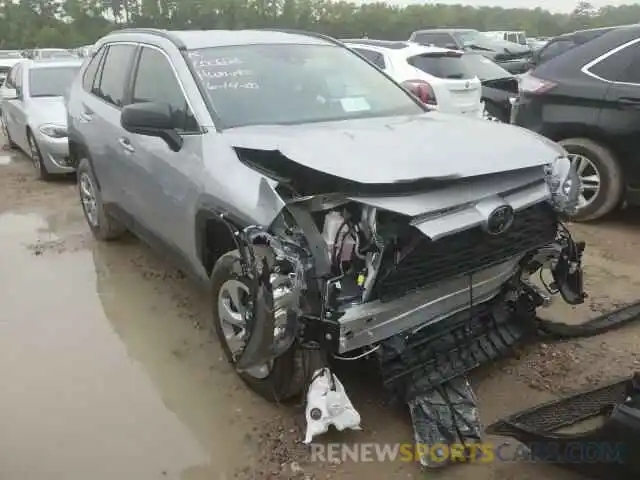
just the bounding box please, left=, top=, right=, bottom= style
left=77, top=158, right=127, bottom=241
left=211, top=250, right=303, bottom=402
left=27, top=131, right=53, bottom=181
left=559, top=137, right=624, bottom=222
left=2, top=115, right=16, bottom=148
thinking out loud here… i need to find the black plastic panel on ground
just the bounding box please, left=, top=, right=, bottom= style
left=374, top=203, right=557, bottom=302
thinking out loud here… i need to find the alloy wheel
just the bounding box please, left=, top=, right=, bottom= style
left=568, top=153, right=601, bottom=209
left=79, top=172, right=99, bottom=228
left=218, top=278, right=272, bottom=379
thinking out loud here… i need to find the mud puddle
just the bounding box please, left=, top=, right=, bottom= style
left=2, top=149, right=640, bottom=480
left=0, top=211, right=281, bottom=480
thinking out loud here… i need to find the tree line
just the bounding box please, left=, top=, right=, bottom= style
left=1, top=0, right=639, bottom=50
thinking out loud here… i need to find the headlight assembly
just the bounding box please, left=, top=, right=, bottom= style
left=39, top=124, right=67, bottom=138
left=544, top=156, right=580, bottom=215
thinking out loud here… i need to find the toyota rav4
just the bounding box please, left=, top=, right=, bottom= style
left=67, top=27, right=585, bottom=457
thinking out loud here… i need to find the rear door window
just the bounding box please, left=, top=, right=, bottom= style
left=351, top=48, right=386, bottom=69
left=93, top=44, right=136, bottom=108
left=408, top=52, right=475, bottom=79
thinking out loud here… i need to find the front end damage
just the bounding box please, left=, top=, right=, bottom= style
left=225, top=151, right=585, bottom=466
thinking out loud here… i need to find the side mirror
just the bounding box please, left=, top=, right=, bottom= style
left=445, top=43, right=459, bottom=50
left=121, top=102, right=183, bottom=152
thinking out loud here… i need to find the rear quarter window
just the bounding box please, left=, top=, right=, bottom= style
left=407, top=53, right=475, bottom=79
left=588, top=42, right=639, bottom=82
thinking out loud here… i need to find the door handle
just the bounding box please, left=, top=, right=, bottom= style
left=118, top=137, right=135, bottom=153
left=619, top=97, right=640, bottom=110
left=79, top=105, right=93, bottom=122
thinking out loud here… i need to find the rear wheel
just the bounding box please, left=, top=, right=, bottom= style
left=211, top=250, right=303, bottom=402
left=77, top=158, right=127, bottom=241
left=559, top=138, right=624, bottom=222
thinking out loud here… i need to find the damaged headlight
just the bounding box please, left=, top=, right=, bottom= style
left=544, top=156, right=580, bottom=215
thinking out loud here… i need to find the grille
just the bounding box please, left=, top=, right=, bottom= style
left=0, top=66, right=10, bottom=74
left=373, top=203, right=557, bottom=301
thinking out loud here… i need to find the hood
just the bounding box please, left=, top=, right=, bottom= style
left=224, top=113, right=564, bottom=191
left=28, top=97, right=67, bottom=127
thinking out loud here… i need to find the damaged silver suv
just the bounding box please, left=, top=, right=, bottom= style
left=67, top=28, right=585, bottom=457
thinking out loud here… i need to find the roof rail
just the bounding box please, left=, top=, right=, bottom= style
left=106, top=28, right=186, bottom=49
left=251, top=28, right=347, bottom=47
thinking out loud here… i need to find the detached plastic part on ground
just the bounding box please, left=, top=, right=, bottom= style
left=487, top=372, right=640, bottom=479
left=303, top=367, right=361, bottom=444
left=301, top=299, right=640, bottom=465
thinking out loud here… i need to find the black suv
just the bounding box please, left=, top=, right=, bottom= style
left=513, top=24, right=640, bottom=221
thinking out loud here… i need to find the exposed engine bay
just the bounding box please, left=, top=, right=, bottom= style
left=222, top=152, right=588, bottom=466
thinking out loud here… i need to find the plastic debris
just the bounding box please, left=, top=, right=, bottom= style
left=408, top=376, right=483, bottom=468
left=303, top=367, right=361, bottom=443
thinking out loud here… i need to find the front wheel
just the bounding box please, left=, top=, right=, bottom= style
left=77, top=158, right=127, bottom=241
left=27, top=131, right=52, bottom=181
left=559, top=138, right=624, bottom=222
left=211, top=250, right=303, bottom=402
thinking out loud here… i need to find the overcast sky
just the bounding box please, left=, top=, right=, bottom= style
left=357, top=0, right=640, bottom=13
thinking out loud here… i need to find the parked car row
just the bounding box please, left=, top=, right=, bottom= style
left=513, top=23, right=640, bottom=221
left=3, top=24, right=637, bottom=224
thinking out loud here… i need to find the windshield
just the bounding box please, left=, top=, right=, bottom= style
left=186, top=43, right=424, bottom=128
left=29, top=66, right=79, bottom=97
left=453, top=31, right=486, bottom=46
left=0, top=51, right=22, bottom=59
left=460, top=53, right=511, bottom=81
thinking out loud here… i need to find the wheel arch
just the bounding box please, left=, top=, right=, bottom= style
left=195, top=208, right=244, bottom=277
left=544, top=123, right=620, bottom=160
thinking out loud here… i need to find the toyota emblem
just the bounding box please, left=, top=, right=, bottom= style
left=484, top=205, right=515, bottom=235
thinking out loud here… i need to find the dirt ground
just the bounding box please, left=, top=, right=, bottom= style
left=2, top=145, right=640, bottom=480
